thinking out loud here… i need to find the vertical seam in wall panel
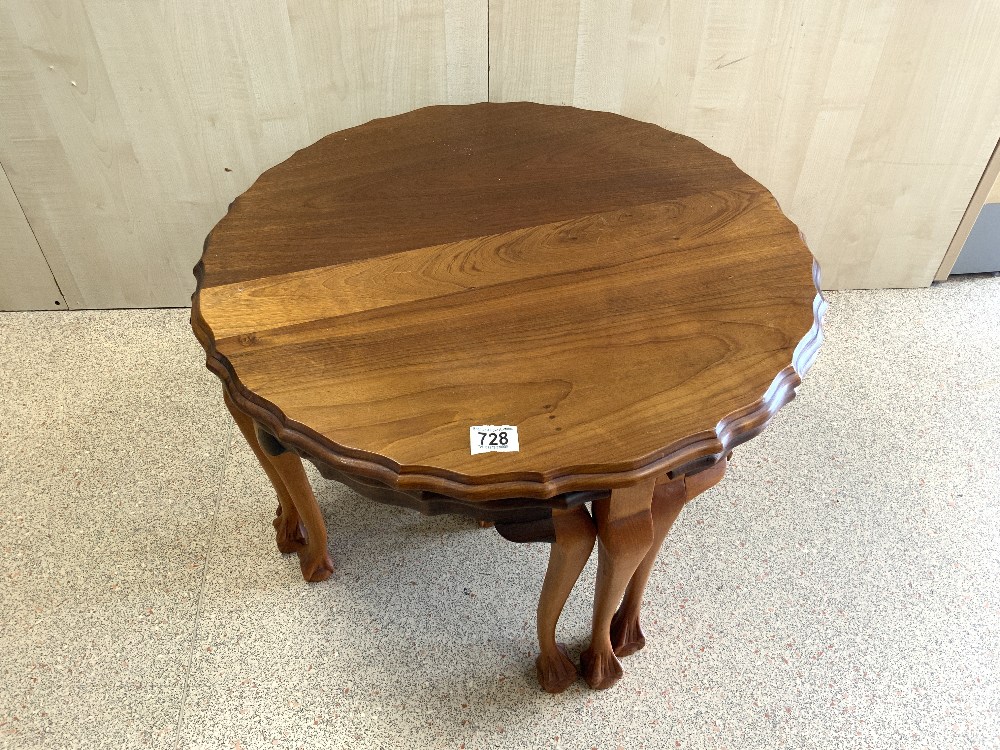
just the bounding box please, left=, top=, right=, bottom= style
left=0, top=158, right=69, bottom=309
left=487, top=0, right=491, bottom=101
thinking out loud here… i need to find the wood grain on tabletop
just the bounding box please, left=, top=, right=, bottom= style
left=194, top=103, right=822, bottom=498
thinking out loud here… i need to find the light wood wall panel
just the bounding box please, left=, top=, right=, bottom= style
left=490, top=0, right=1000, bottom=289
left=0, top=0, right=487, bottom=308
left=0, top=163, right=65, bottom=310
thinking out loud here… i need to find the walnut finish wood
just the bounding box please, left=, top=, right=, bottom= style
left=610, top=458, right=729, bottom=658
left=223, top=389, right=332, bottom=582
left=194, top=103, right=825, bottom=692
left=580, top=478, right=657, bottom=690
left=536, top=505, right=598, bottom=693
left=312, top=457, right=605, bottom=524
left=223, top=389, right=305, bottom=554
left=269, top=451, right=335, bottom=583
left=193, top=103, right=824, bottom=502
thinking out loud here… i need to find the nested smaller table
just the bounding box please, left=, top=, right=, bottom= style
left=191, top=103, right=824, bottom=692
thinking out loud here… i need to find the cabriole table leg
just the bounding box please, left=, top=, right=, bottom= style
left=580, top=478, right=656, bottom=690
left=222, top=389, right=334, bottom=582
left=535, top=505, right=597, bottom=693
left=223, top=389, right=305, bottom=553
left=610, top=457, right=729, bottom=658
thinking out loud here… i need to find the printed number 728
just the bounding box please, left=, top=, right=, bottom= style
left=478, top=431, right=509, bottom=447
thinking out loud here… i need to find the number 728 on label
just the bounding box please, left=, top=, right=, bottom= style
left=469, top=425, right=520, bottom=454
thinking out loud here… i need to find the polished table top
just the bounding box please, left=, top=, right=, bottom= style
left=192, top=102, right=822, bottom=502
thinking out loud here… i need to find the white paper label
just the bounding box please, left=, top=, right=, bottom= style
left=469, top=425, right=519, bottom=454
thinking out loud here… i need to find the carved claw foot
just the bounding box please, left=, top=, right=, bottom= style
left=610, top=607, right=646, bottom=657
left=580, top=645, right=624, bottom=690
left=536, top=643, right=578, bottom=693
left=297, top=547, right=335, bottom=582
left=273, top=505, right=307, bottom=554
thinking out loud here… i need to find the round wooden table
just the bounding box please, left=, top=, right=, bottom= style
left=191, top=103, right=825, bottom=693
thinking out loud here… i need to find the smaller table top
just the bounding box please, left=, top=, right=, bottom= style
left=192, top=103, right=824, bottom=500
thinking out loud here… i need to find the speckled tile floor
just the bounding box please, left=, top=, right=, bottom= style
left=1, top=275, right=998, bottom=750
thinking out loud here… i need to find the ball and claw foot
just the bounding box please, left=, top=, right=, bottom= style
left=297, top=547, right=335, bottom=582
left=580, top=646, right=624, bottom=690
left=610, top=608, right=646, bottom=657
left=272, top=505, right=307, bottom=554
left=536, top=643, right=578, bottom=694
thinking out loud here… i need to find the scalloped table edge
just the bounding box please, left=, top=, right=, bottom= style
left=191, top=253, right=826, bottom=501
